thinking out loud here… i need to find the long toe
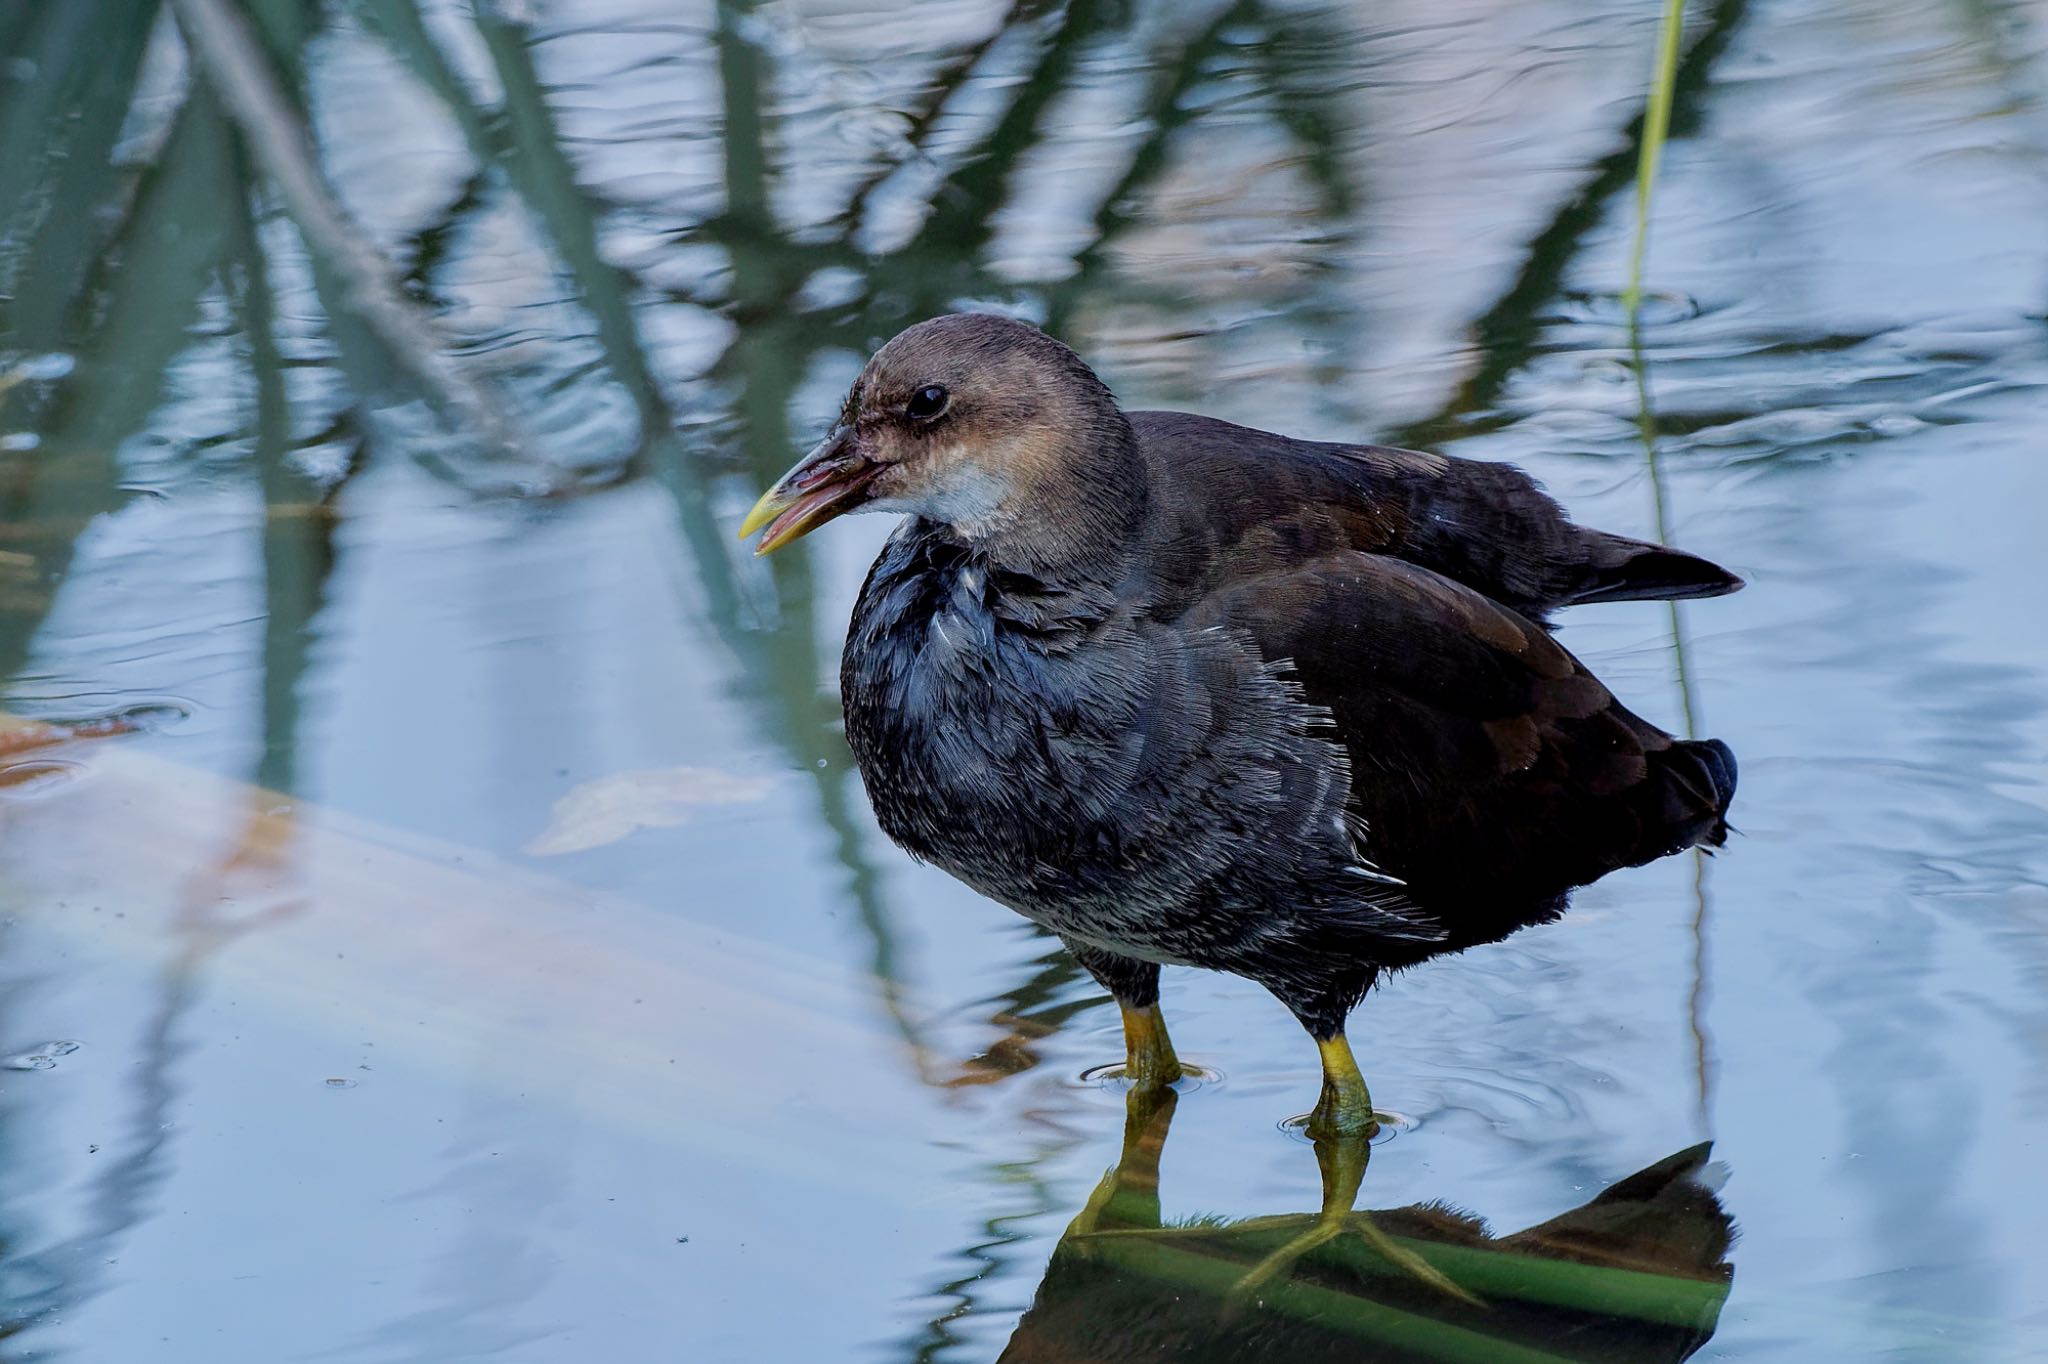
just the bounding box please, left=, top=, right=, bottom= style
left=1226, top=1217, right=1344, bottom=1315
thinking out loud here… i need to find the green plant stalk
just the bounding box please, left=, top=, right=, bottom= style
left=1624, top=0, right=1687, bottom=314
left=1623, top=1, right=1714, bottom=1126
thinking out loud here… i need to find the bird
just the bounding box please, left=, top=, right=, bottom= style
left=741, top=312, right=1740, bottom=1140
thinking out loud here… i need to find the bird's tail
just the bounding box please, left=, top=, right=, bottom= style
left=1653, top=736, right=1738, bottom=854
left=1567, top=531, right=1745, bottom=605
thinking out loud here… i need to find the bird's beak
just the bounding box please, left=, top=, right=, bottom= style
left=738, top=426, right=881, bottom=554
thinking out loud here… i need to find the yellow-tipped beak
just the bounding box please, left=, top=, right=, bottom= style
left=737, top=428, right=879, bottom=554
left=736, top=487, right=785, bottom=541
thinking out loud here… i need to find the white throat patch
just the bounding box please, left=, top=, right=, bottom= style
left=864, top=441, right=1017, bottom=538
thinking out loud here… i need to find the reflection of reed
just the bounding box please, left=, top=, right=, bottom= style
left=0, top=797, right=306, bottom=1341
left=172, top=0, right=541, bottom=482
left=229, top=150, right=358, bottom=798
left=906, top=1155, right=1069, bottom=1364
left=1389, top=0, right=1751, bottom=453
left=0, top=1, right=161, bottom=350
left=0, top=12, right=233, bottom=683
left=0, top=55, right=352, bottom=1318
left=1631, top=325, right=1718, bottom=1129
left=1042, top=0, right=1264, bottom=336
left=0, top=8, right=196, bottom=1304
left=945, top=943, right=1107, bottom=1086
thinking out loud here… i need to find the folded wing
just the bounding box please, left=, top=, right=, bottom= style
left=1185, top=553, right=1734, bottom=951
left=1132, top=410, right=1742, bottom=619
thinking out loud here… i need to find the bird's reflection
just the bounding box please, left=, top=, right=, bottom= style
left=1000, top=1087, right=1734, bottom=1363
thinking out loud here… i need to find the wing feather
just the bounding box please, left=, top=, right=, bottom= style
left=1182, top=553, right=1727, bottom=935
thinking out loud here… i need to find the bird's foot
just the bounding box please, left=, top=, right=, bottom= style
left=1226, top=1211, right=1348, bottom=1315
left=1347, top=1211, right=1483, bottom=1307
left=1227, top=1121, right=1478, bottom=1318
left=1225, top=1209, right=1480, bottom=1315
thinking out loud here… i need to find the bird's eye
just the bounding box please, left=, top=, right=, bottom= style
left=906, top=384, right=949, bottom=421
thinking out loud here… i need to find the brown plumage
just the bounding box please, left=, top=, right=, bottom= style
left=743, top=312, right=1741, bottom=1135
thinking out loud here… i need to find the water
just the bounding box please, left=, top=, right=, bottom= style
left=2, top=0, right=2046, bottom=1358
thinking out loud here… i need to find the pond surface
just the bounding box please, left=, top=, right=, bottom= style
left=3, top=0, right=2047, bottom=1359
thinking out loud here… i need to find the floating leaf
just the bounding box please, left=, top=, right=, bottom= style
left=525, top=766, right=775, bottom=856
left=3, top=1040, right=82, bottom=1071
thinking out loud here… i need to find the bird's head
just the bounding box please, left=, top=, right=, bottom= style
left=740, top=313, right=1135, bottom=556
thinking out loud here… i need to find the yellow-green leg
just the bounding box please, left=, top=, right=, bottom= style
left=1118, top=1001, right=1184, bottom=1089
left=1229, top=1130, right=1480, bottom=1312
left=1063, top=941, right=1184, bottom=1089
left=1066, top=1082, right=1177, bottom=1242
left=1307, top=1033, right=1374, bottom=1140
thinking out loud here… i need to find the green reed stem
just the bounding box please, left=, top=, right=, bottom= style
left=1625, top=4, right=1714, bottom=1127
left=1624, top=0, right=1687, bottom=315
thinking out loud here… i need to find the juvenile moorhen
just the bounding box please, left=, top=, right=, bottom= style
left=742, top=313, right=1739, bottom=1138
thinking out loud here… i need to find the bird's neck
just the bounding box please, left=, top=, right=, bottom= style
left=974, top=419, right=1148, bottom=588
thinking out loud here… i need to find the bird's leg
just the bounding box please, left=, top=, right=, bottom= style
left=1229, top=1131, right=1480, bottom=1313
left=1274, top=969, right=1379, bottom=1139
left=1117, top=1000, right=1184, bottom=1089
left=1066, top=1082, right=1177, bottom=1243
left=1064, top=940, right=1183, bottom=1088
left=1307, top=1031, right=1375, bottom=1140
